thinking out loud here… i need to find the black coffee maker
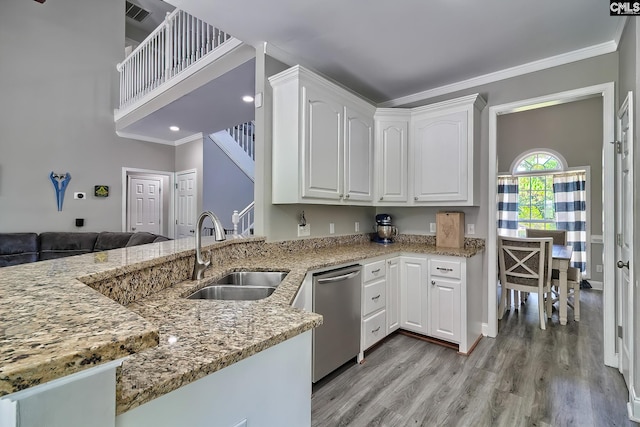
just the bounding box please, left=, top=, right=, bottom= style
left=373, top=213, right=398, bottom=244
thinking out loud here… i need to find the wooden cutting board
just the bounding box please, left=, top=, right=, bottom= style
left=436, top=212, right=465, bottom=248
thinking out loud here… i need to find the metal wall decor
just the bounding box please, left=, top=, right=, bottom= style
left=94, top=185, right=109, bottom=197
left=49, top=172, right=71, bottom=211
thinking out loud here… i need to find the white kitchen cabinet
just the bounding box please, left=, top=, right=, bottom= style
left=429, top=258, right=462, bottom=343
left=386, top=257, right=401, bottom=334
left=374, top=110, right=409, bottom=204
left=359, top=259, right=387, bottom=360
left=400, top=256, right=428, bottom=335
left=409, top=94, right=485, bottom=206
left=270, top=65, right=376, bottom=205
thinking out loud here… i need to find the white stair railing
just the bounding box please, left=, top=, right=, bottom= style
left=226, top=121, right=255, bottom=160
left=116, top=9, right=232, bottom=109
left=232, top=201, right=254, bottom=236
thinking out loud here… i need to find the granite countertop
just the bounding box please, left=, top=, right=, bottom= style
left=0, top=233, right=484, bottom=414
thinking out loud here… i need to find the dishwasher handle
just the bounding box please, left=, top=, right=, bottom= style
left=316, top=270, right=361, bottom=284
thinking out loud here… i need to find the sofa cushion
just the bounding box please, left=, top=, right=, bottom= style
left=0, top=233, right=39, bottom=267
left=153, top=235, right=170, bottom=243
left=94, top=232, right=134, bottom=251
left=39, top=232, right=98, bottom=260
left=126, top=232, right=161, bottom=247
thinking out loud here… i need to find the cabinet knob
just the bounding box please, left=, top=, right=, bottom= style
left=414, top=196, right=418, bottom=201
left=379, top=197, right=384, bottom=201
left=431, top=280, right=436, bottom=285
left=345, top=194, right=350, bottom=199
left=339, top=194, right=343, bottom=198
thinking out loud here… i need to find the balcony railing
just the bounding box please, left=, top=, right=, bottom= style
left=226, top=121, right=255, bottom=161
left=116, top=9, right=232, bottom=109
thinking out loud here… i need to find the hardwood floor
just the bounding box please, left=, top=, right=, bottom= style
left=311, top=290, right=636, bottom=426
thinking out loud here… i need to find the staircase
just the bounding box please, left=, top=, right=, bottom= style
left=210, top=121, right=255, bottom=181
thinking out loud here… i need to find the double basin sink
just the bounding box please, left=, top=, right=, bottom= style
left=187, top=271, right=288, bottom=301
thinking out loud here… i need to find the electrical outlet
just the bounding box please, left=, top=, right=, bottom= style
left=355, top=221, right=360, bottom=232
left=430, top=223, right=436, bottom=233
left=596, top=264, right=603, bottom=273
left=329, top=223, right=335, bottom=234
left=297, top=224, right=310, bottom=237
left=467, top=223, right=475, bottom=235
left=74, top=192, right=86, bottom=200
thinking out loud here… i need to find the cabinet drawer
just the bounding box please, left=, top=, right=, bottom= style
left=362, top=310, right=386, bottom=350
left=363, top=278, right=386, bottom=316
left=429, top=259, right=461, bottom=279
left=363, top=260, right=386, bottom=282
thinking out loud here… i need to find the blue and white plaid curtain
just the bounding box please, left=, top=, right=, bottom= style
left=497, top=176, right=519, bottom=236
left=553, top=171, right=587, bottom=273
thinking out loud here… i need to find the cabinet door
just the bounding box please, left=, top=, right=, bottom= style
left=429, top=277, right=461, bottom=343
left=376, top=120, right=408, bottom=203
left=386, top=257, right=401, bottom=334
left=344, top=107, right=374, bottom=202
left=302, top=86, right=343, bottom=200
left=412, top=110, right=468, bottom=202
left=400, top=256, right=428, bottom=335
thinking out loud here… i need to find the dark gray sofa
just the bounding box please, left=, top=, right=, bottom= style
left=0, top=231, right=169, bottom=267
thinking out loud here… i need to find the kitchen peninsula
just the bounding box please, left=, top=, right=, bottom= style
left=0, top=234, right=483, bottom=427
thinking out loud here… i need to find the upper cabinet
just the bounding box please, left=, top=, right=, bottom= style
left=270, top=65, right=485, bottom=207
left=409, top=94, right=485, bottom=206
left=270, top=66, right=375, bottom=205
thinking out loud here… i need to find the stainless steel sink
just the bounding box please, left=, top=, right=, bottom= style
left=188, top=285, right=276, bottom=301
left=186, top=271, right=288, bottom=301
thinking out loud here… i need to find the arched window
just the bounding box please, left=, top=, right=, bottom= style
left=510, top=149, right=567, bottom=232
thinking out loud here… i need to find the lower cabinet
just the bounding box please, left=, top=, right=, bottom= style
left=359, top=252, right=482, bottom=359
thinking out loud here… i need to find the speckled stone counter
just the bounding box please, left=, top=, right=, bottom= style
left=0, top=233, right=484, bottom=415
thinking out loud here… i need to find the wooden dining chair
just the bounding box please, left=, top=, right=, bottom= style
left=526, top=228, right=580, bottom=321
left=498, top=236, right=553, bottom=330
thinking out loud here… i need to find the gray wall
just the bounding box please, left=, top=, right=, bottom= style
left=203, top=137, right=254, bottom=230
left=0, top=0, right=175, bottom=233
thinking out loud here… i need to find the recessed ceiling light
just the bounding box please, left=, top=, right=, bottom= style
left=169, top=126, right=180, bottom=132
left=242, top=95, right=254, bottom=103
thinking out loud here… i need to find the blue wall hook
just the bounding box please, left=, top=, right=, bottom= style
left=49, top=172, right=71, bottom=211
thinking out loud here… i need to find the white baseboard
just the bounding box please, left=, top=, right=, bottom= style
left=587, top=280, right=603, bottom=291
left=627, top=385, right=640, bottom=422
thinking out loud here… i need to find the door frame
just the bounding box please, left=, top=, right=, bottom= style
left=487, top=82, right=616, bottom=365
left=122, top=167, right=175, bottom=238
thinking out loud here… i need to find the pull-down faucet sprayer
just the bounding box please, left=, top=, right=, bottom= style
left=192, top=211, right=226, bottom=280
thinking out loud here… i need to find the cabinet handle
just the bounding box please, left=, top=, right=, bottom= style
left=431, top=280, right=436, bottom=285
left=414, top=196, right=418, bottom=201
left=436, top=267, right=454, bottom=272
left=388, top=260, right=391, bottom=265
left=372, top=326, right=381, bottom=334
left=371, top=268, right=380, bottom=274
left=379, top=196, right=384, bottom=201
left=372, top=294, right=381, bottom=301
left=345, top=194, right=350, bottom=199
left=339, top=194, right=343, bottom=198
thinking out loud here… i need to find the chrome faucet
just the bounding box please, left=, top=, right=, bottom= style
left=192, top=211, right=226, bottom=280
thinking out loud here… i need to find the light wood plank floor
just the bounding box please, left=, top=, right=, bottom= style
left=311, top=290, right=637, bottom=426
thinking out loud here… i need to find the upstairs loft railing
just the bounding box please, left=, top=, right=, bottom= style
left=226, top=121, right=255, bottom=160
left=116, top=9, right=232, bottom=109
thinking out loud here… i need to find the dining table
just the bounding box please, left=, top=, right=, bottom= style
left=552, top=244, right=574, bottom=326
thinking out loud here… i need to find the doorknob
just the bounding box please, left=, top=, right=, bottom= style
left=617, top=260, right=630, bottom=269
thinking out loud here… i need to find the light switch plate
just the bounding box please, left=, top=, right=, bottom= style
left=430, top=223, right=436, bottom=233
left=355, top=221, right=360, bottom=232
left=467, top=223, right=475, bottom=235
left=329, top=223, right=335, bottom=234
left=298, top=224, right=310, bottom=237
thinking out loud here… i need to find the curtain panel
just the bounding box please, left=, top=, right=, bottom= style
left=553, top=171, right=587, bottom=273
left=497, top=176, right=519, bottom=237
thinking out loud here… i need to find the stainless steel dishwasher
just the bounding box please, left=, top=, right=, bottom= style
left=312, top=264, right=362, bottom=383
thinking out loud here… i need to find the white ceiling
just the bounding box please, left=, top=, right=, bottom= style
left=123, top=0, right=625, bottom=142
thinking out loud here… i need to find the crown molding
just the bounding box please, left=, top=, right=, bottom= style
left=379, top=41, right=618, bottom=108
left=613, top=17, right=628, bottom=48
left=175, top=132, right=204, bottom=146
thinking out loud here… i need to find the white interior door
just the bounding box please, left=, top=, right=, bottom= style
left=128, top=177, right=162, bottom=234
left=175, top=170, right=197, bottom=239
left=615, top=91, right=634, bottom=387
